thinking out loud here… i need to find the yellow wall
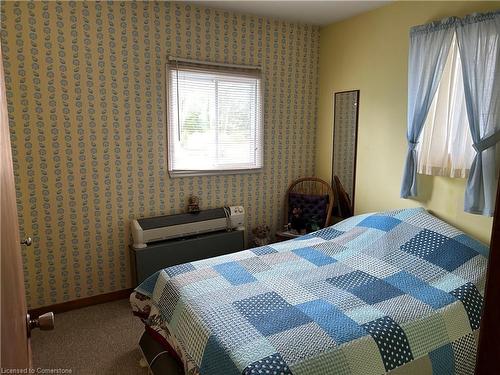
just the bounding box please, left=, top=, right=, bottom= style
left=1, top=1, right=319, bottom=308
left=317, top=1, right=499, bottom=244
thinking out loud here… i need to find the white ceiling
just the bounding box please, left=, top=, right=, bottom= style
left=187, top=1, right=390, bottom=26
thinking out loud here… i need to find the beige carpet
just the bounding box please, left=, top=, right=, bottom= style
left=31, top=299, right=149, bottom=375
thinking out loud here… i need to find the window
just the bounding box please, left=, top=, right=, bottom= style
left=167, top=60, right=263, bottom=177
left=417, top=35, right=474, bottom=178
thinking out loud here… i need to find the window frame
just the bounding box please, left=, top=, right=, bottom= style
left=166, top=59, right=264, bottom=178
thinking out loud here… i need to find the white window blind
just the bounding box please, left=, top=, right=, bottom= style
left=417, top=34, right=474, bottom=178
left=167, top=60, right=263, bottom=177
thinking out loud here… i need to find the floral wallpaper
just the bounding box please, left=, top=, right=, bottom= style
left=1, top=1, right=319, bottom=308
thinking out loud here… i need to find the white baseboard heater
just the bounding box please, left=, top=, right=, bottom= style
left=130, top=206, right=246, bottom=284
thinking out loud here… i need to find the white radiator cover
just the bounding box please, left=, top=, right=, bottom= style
left=131, top=206, right=245, bottom=249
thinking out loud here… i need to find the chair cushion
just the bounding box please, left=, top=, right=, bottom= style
left=288, top=192, right=329, bottom=229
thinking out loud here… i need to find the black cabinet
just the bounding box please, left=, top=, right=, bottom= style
left=131, top=229, right=245, bottom=285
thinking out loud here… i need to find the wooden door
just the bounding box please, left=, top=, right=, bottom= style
left=0, top=43, right=31, bottom=369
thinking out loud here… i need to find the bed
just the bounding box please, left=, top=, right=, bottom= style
left=130, top=208, right=488, bottom=374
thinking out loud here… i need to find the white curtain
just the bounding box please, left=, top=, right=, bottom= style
left=417, top=35, right=475, bottom=178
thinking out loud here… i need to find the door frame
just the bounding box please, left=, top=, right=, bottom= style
left=475, top=179, right=500, bottom=374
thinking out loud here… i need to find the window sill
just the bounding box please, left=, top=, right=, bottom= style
left=417, top=170, right=469, bottom=179
left=168, top=168, right=263, bottom=178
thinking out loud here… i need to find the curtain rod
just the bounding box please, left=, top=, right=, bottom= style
left=168, top=56, right=261, bottom=70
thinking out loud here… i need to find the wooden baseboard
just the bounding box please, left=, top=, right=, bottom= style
left=28, top=288, right=134, bottom=317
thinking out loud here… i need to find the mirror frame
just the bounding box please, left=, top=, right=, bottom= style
left=331, top=89, right=360, bottom=212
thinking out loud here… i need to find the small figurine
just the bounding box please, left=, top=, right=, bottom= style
left=252, top=225, right=271, bottom=247
left=307, top=214, right=322, bottom=233
left=187, top=195, right=200, bottom=213
left=290, top=207, right=306, bottom=235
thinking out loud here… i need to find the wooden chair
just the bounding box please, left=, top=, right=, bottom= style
left=276, top=177, right=335, bottom=241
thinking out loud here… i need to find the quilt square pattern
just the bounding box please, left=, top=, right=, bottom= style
left=425, top=239, right=477, bottom=271
left=362, top=316, right=414, bottom=371
left=372, top=294, right=433, bottom=324
left=243, top=353, right=292, bottom=375
left=238, top=257, right=272, bottom=274
left=200, top=335, right=240, bottom=374
left=135, top=208, right=487, bottom=375
left=251, top=246, right=278, bottom=256
left=327, top=270, right=404, bottom=305
left=247, top=306, right=313, bottom=337
left=315, top=227, right=344, bottom=240
left=267, top=322, right=336, bottom=366
left=450, top=282, right=483, bottom=330
left=297, top=299, right=366, bottom=344
left=429, top=344, right=455, bottom=375
left=358, top=215, right=402, bottom=231
left=451, top=333, right=477, bottom=375
left=350, top=279, right=404, bottom=305
left=233, top=292, right=312, bottom=336
left=214, top=261, right=257, bottom=285
left=165, top=263, right=196, bottom=277
left=326, top=270, right=379, bottom=289
left=292, top=247, right=337, bottom=266
left=452, top=234, right=489, bottom=257
left=384, top=271, right=456, bottom=309
left=400, top=230, right=477, bottom=271
left=400, top=229, right=448, bottom=257
left=233, top=292, right=289, bottom=317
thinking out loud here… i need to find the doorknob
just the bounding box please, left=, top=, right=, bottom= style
left=21, top=237, right=32, bottom=246
left=26, top=312, right=54, bottom=337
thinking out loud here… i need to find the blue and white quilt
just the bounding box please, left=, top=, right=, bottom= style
left=135, top=208, right=488, bottom=374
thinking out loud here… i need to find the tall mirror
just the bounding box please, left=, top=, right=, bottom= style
left=332, top=90, right=359, bottom=219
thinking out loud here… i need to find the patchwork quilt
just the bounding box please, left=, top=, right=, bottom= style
left=132, top=208, right=488, bottom=375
